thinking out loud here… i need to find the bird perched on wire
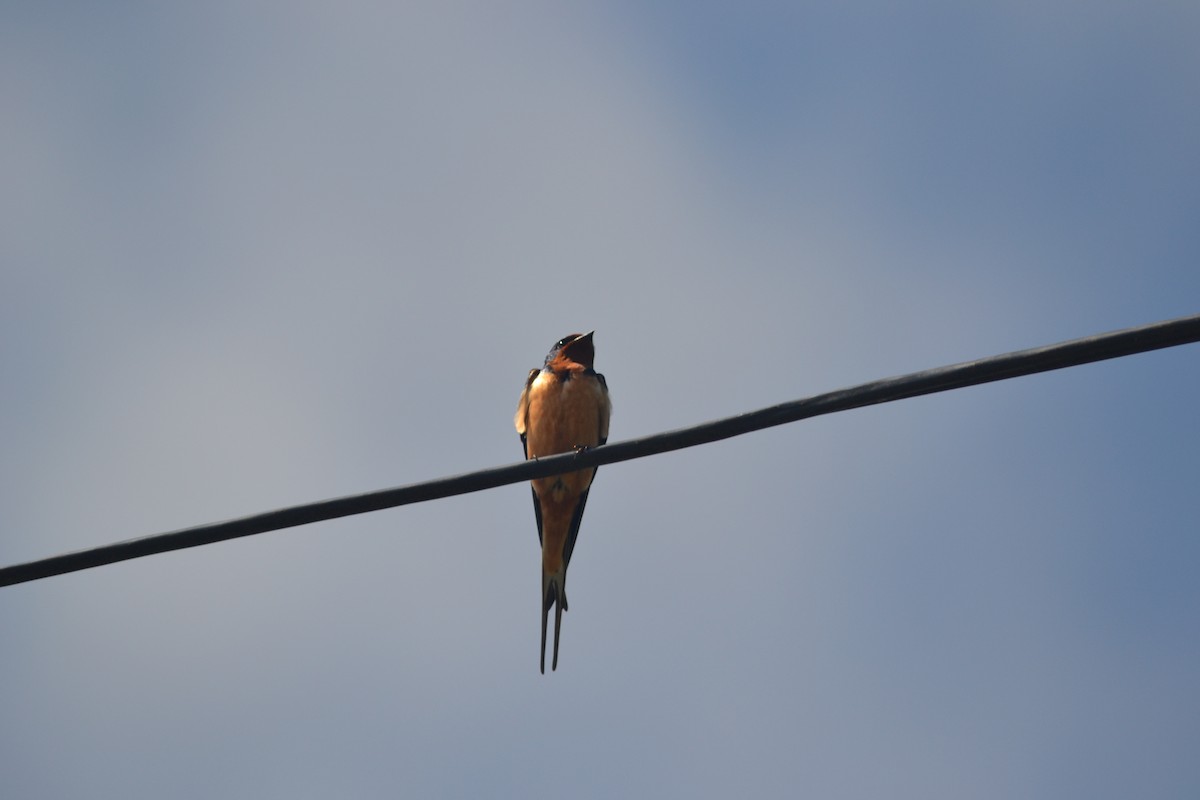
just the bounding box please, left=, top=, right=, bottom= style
left=514, top=332, right=612, bottom=673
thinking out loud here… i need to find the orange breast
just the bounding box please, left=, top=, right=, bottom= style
left=524, top=370, right=606, bottom=503
left=524, top=370, right=606, bottom=457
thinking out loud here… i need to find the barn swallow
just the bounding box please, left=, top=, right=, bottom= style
left=514, top=332, right=611, bottom=673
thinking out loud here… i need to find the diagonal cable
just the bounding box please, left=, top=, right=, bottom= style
left=2, top=313, right=1198, bottom=588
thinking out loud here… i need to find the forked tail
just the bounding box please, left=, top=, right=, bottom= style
left=540, top=572, right=568, bottom=673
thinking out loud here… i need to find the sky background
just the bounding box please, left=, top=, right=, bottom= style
left=2, top=2, right=1199, bottom=798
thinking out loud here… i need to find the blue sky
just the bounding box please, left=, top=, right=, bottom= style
left=2, top=3, right=1198, bottom=797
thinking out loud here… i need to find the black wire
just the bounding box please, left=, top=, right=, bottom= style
left=2, top=313, right=1198, bottom=588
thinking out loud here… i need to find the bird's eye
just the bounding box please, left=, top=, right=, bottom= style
left=556, top=338, right=570, bottom=348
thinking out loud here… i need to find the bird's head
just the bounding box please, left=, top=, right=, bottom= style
left=544, top=331, right=596, bottom=370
